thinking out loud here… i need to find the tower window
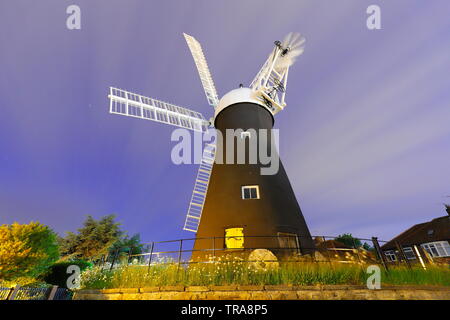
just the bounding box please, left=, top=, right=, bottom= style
left=277, top=232, right=300, bottom=251
left=241, top=185, right=260, bottom=199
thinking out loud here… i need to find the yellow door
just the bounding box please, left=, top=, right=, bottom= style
left=225, top=228, right=244, bottom=249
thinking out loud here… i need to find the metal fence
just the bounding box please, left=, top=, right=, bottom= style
left=0, top=285, right=72, bottom=300
left=97, top=235, right=432, bottom=272
left=0, top=287, right=11, bottom=300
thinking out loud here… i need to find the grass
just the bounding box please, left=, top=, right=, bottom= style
left=381, top=265, right=450, bottom=286
left=79, top=260, right=450, bottom=289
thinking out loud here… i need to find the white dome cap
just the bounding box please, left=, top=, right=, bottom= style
left=214, top=87, right=268, bottom=118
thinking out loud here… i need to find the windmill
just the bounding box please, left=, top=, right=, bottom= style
left=108, top=32, right=314, bottom=260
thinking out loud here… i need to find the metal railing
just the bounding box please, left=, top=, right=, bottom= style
left=96, top=235, right=424, bottom=273
left=0, top=285, right=72, bottom=300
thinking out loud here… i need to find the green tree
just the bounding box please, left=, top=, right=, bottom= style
left=335, top=233, right=362, bottom=249
left=59, top=215, right=121, bottom=261
left=335, top=233, right=373, bottom=250
left=109, top=233, right=144, bottom=256
left=0, top=222, right=59, bottom=280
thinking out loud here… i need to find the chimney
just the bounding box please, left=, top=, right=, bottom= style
left=445, top=204, right=450, bottom=216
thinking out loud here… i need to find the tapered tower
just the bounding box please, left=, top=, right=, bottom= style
left=191, top=88, right=314, bottom=259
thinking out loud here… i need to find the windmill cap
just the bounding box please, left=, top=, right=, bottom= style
left=214, top=87, right=270, bottom=119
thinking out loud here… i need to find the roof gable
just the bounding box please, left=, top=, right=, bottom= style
left=382, top=216, right=450, bottom=249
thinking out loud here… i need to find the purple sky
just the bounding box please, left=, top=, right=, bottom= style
left=1, top=1, right=449, bottom=245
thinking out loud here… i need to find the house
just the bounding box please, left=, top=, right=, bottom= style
left=381, top=205, right=450, bottom=264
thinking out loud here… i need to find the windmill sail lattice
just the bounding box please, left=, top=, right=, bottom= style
left=250, top=33, right=305, bottom=115
left=183, top=143, right=216, bottom=232
left=183, top=33, right=220, bottom=108
left=109, top=87, right=209, bottom=132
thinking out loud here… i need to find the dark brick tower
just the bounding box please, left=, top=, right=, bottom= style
left=192, top=88, right=314, bottom=260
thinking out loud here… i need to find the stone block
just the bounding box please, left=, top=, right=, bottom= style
left=101, top=288, right=121, bottom=294
left=159, top=285, right=185, bottom=292
left=208, top=285, right=238, bottom=291
left=119, top=288, right=139, bottom=294
left=185, top=286, right=209, bottom=292
left=237, top=285, right=264, bottom=291
left=141, top=292, right=163, bottom=300
left=264, top=285, right=294, bottom=291
left=139, top=287, right=160, bottom=293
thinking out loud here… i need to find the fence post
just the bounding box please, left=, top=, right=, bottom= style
left=178, top=239, right=183, bottom=266
left=7, top=285, right=20, bottom=300
left=421, top=247, right=435, bottom=265
left=322, top=237, right=332, bottom=264
left=331, top=237, right=338, bottom=263
left=127, top=249, right=132, bottom=265
left=47, top=285, right=58, bottom=300
left=371, top=237, right=389, bottom=272
left=413, top=245, right=427, bottom=270
left=212, top=237, right=215, bottom=262
left=298, top=235, right=303, bottom=257
left=395, top=241, right=411, bottom=269
left=110, top=249, right=119, bottom=271
left=147, top=242, right=155, bottom=275
left=352, top=237, right=363, bottom=265
left=416, top=245, right=432, bottom=265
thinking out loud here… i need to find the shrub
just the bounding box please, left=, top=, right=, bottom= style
left=0, top=222, right=59, bottom=280
left=79, top=266, right=113, bottom=289
left=42, top=260, right=92, bottom=288
left=0, top=277, right=50, bottom=288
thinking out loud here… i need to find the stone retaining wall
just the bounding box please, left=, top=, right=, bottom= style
left=74, top=285, right=450, bottom=300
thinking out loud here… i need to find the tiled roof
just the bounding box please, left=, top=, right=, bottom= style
left=382, top=215, right=450, bottom=250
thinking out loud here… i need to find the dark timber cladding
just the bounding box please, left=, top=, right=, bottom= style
left=192, top=102, right=314, bottom=260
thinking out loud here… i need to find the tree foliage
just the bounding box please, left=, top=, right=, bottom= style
left=59, top=215, right=121, bottom=261
left=0, top=222, right=59, bottom=280
left=109, top=233, right=144, bottom=256
left=335, top=233, right=373, bottom=250
left=335, top=233, right=362, bottom=249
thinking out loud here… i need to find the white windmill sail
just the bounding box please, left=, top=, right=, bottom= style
left=109, top=87, right=209, bottom=132
left=183, top=143, right=216, bottom=232
left=250, top=33, right=306, bottom=115
left=183, top=33, right=220, bottom=108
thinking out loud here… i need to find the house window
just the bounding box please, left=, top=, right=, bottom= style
left=421, top=241, right=450, bottom=258
left=225, top=228, right=244, bottom=249
left=402, top=247, right=416, bottom=260
left=241, top=185, right=260, bottom=199
left=384, top=250, right=397, bottom=262
left=277, top=233, right=300, bottom=252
